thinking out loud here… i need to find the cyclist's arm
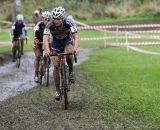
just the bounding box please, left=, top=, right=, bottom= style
left=11, top=24, right=15, bottom=38
left=72, top=33, right=80, bottom=52
left=23, top=22, right=28, bottom=38
left=67, top=17, right=80, bottom=52
left=24, top=26, right=28, bottom=38
left=43, top=28, right=50, bottom=54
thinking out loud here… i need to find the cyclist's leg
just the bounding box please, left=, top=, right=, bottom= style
left=51, top=40, right=60, bottom=100
left=33, top=41, right=40, bottom=82
left=20, top=34, right=24, bottom=55
left=12, top=38, right=17, bottom=62
left=65, top=44, right=74, bottom=74
left=51, top=56, right=60, bottom=90
left=65, top=43, right=75, bottom=83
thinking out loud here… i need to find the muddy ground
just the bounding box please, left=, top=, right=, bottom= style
left=0, top=47, right=153, bottom=129
left=0, top=48, right=94, bottom=101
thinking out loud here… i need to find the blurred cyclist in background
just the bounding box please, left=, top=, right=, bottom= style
left=43, top=6, right=80, bottom=101
left=33, top=11, right=51, bottom=83
left=33, top=8, right=43, bottom=24
left=11, top=14, right=28, bottom=62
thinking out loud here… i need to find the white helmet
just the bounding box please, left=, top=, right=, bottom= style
left=42, top=11, right=51, bottom=20
left=16, top=14, right=24, bottom=21
left=51, top=6, right=65, bottom=19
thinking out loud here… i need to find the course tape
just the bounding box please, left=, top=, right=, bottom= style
left=80, top=35, right=160, bottom=41
left=128, top=46, right=160, bottom=55
left=77, top=24, right=160, bottom=29
left=108, top=42, right=160, bottom=46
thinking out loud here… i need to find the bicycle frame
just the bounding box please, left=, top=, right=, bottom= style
left=50, top=52, right=77, bottom=110
left=45, top=56, right=51, bottom=86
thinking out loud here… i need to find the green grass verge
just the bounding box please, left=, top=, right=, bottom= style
left=1, top=46, right=160, bottom=129
left=80, top=16, right=160, bottom=25
left=134, top=45, right=160, bottom=52
left=0, top=32, right=10, bottom=41
left=77, top=46, right=160, bottom=128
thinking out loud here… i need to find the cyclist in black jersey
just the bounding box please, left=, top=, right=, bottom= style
left=33, top=11, right=51, bottom=83
left=43, top=6, right=80, bottom=100
left=11, top=14, right=28, bottom=62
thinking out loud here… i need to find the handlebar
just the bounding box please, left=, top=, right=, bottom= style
left=50, top=52, right=77, bottom=63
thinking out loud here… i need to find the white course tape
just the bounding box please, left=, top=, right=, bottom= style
left=128, top=46, right=160, bottom=55
left=108, top=42, right=160, bottom=46
left=77, top=24, right=160, bottom=29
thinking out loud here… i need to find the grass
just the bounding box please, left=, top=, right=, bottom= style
left=0, top=32, right=10, bottom=41
left=79, top=16, right=160, bottom=25
left=0, top=42, right=33, bottom=53
left=1, top=46, right=160, bottom=129
left=0, top=45, right=11, bottom=53
left=0, top=30, right=34, bottom=52
left=77, top=46, right=160, bottom=128
left=135, top=45, right=160, bottom=52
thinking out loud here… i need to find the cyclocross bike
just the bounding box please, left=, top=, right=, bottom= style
left=50, top=51, right=77, bottom=110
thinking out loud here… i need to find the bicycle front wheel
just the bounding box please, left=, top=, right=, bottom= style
left=46, top=58, right=50, bottom=86
left=38, top=67, right=43, bottom=85
left=61, top=64, right=68, bottom=110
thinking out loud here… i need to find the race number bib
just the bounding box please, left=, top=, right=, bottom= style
left=70, top=26, right=77, bottom=33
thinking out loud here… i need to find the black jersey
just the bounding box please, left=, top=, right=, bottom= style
left=34, top=21, right=46, bottom=40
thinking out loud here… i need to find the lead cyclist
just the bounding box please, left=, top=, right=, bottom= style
left=43, top=6, right=80, bottom=101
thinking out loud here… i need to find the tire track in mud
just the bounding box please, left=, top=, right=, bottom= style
left=0, top=48, right=94, bottom=101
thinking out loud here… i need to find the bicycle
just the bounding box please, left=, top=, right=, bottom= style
left=14, top=37, right=27, bottom=68
left=50, top=51, right=77, bottom=110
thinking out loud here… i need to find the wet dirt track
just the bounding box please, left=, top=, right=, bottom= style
left=0, top=48, right=94, bottom=101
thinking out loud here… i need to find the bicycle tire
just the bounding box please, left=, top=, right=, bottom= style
left=61, top=64, right=68, bottom=110
left=46, top=58, right=50, bottom=86
left=39, top=67, right=43, bottom=85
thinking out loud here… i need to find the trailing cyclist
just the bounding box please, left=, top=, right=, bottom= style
left=33, top=11, right=51, bottom=83
left=11, top=14, right=28, bottom=62
left=43, top=6, right=80, bottom=101
left=33, top=7, right=43, bottom=25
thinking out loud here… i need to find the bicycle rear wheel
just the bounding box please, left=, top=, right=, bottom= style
left=61, top=64, right=68, bottom=110
left=45, top=57, right=50, bottom=86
